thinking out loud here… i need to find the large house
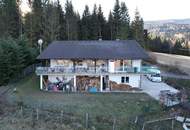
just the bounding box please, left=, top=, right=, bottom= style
left=36, top=40, right=150, bottom=92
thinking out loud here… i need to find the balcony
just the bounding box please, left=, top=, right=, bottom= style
left=36, top=66, right=108, bottom=75
left=36, top=66, right=156, bottom=75
left=114, top=67, right=139, bottom=73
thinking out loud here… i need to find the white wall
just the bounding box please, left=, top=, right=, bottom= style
left=109, top=74, right=140, bottom=88
left=132, top=60, right=142, bottom=72
left=50, top=60, right=57, bottom=67
left=108, top=60, right=115, bottom=73
left=50, top=59, right=73, bottom=67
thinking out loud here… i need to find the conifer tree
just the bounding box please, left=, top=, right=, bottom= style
left=119, top=2, right=130, bottom=39
left=0, top=0, right=21, bottom=38
left=108, top=11, right=114, bottom=40
left=31, top=0, right=44, bottom=45
left=97, top=5, right=106, bottom=39
left=131, top=8, right=144, bottom=44
left=113, top=0, right=121, bottom=39
left=81, top=5, right=91, bottom=40
left=57, top=0, right=67, bottom=40
left=90, top=4, right=99, bottom=40
left=65, top=0, right=78, bottom=40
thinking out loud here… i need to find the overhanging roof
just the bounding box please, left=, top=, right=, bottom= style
left=37, top=40, right=149, bottom=60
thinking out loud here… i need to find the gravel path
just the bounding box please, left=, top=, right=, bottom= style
left=141, top=76, right=179, bottom=100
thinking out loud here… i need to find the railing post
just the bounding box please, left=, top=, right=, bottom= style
left=94, top=60, right=97, bottom=73
left=74, top=75, right=76, bottom=92
left=40, top=75, right=43, bottom=90
left=100, top=75, right=103, bottom=92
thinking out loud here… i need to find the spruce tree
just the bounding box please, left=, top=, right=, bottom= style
left=119, top=2, right=130, bottom=39
left=97, top=5, right=106, bottom=39
left=90, top=4, right=99, bottom=40
left=43, top=1, right=60, bottom=44
left=0, top=0, right=21, bottom=38
left=31, top=0, right=44, bottom=46
left=131, top=8, right=144, bottom=44
left=108, top=11, right=114, bottom=40
left=113, top=0, right=121, bottom=39
left=57, top=0, right=67, bottom=40
left=81, top=5, right=91, bottom=40
left=65, top=0, right=79, bottom=40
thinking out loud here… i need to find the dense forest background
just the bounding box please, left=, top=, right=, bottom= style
left=0, top=0, right=189, bottom=85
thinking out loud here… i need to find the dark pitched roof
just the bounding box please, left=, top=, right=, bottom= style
left=37, top=40, right=149, bottom=60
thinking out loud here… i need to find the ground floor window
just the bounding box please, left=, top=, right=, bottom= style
left=121, top=76, right=129, bottom=83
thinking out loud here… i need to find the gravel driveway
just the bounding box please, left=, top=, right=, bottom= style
left=141, top=76, right=179, bottom=100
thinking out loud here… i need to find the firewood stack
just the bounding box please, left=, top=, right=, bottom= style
left=76, top=76, right=100, bottom=92
left=109, top=81, right=133, bottom=91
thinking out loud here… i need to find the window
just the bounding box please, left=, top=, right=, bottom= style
left=121, top=77, right=125, bottom=83
left=121, top=76, right=129, bottom=83
left=126, top=77, right=129, bottom=83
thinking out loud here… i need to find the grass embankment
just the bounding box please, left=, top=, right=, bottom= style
left=164, top=78, right=190, bottom=98
left=1, top=74, right=183, bottom=130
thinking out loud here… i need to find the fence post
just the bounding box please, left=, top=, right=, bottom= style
left=85, top=113, right=89, bottom=129
left=36, top=108, right=39, bottom=120
left=142, top=122, right=146, bottom=130
left=172, top=119, right=174, bottom=130
left=20, top=106, right=23, bottom=118
left=60, top=110, right=63, bottom=123
left=112, top=118, right=116, bottom=130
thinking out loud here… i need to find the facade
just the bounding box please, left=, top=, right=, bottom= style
left=36, top=40, right=149, bottom=92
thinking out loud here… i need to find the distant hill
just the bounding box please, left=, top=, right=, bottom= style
left=145, top=18, right=190, bottom=25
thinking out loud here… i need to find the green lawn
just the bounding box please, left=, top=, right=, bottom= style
left=4, top=74, right=183, bottom=130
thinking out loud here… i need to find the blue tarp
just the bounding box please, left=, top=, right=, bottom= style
left=89, top=87, right=97, bottom=93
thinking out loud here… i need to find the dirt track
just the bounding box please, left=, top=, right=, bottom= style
left=149, top=52, right=190, bottom=74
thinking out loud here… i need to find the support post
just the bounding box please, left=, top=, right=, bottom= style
left=100, top=75, right=103, bottom=92
left=74, top=75, right=76, bottom=92
left=107, top=60, right=109, bottom=72
left=73, top=60, right=76, bottom=72
left=139, top=75, right=142, bottom=88
left=122, top=60, right=125, bottom=71
left=94, top=60, right=97, bottom=73
left=40, top=75, right=43, bottom=90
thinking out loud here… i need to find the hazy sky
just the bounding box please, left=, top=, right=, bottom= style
left=21, top=0, right=190, bottom=21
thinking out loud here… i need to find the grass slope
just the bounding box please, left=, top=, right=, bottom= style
left=3, top=74, right=183, bottom=130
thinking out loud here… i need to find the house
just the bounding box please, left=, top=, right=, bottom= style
left=36, top=40, right=149, bottom=92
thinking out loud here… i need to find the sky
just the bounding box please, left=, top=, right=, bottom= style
left=21, top=0, right=190, bottom=21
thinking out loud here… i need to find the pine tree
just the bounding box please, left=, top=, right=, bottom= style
left=81, top=5, right=91, bottom=40
left=119, top=2, right=130, bottom=39
left=57, top=0, right=67, bottom=40
left=108, top=11, right=114, bottom=40
left=172, top=40, right=183, bottom=54
left=43, top=1, right=60, bottom=44
left=90, top=4, right=99, bottom=40
left=65, top=0, right=79, bottom=40
left=30, top=0, right=44, bottom=46
left=97, top=5, right=106, bottom=39
left=131, top=8, right=144, bottom=44
left=0, top=0, right=21, bottom=38
left=113, top=0, right=121, bottom=39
